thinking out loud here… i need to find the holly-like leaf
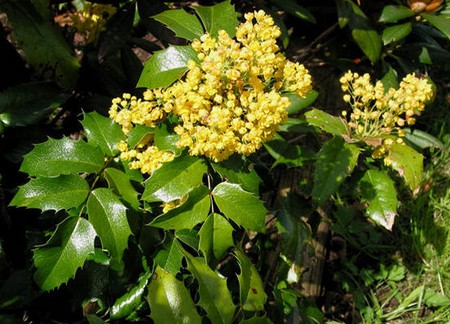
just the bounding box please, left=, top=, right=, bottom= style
left=20, top=137, right=104, bottom=177
left=183, top=250, right=235, bottom=324
left=381, top=66, right=399, bottom=90
left=153, top=9, right=204, bottom=41
left=192, top=0, right=239, bottom=37
left=150, top=185, right=210, bottom=230
left=111, top=271, right=151, bottom=320
left=379, top=5, right=415, bottom=23
left=154, top=237, right=184, bottom=275
left=382, top=22, right=412, bottom=45
left=175, top=229, right=199, bottom=251
left=359, top=170, right=398, bottom=230
left=0, top=0, right=79, bottom=90
left=104, top=168, right=140, bottom=211
left=404, top=128, right=444, bottom=150
left=33, top=217, right=96, bottom=291
left=352, top=28, right=382, bottom=63
left=264, top=134, right=306, bottom=168
left=199, top=213, right=234, bottom=262
left=81, top=112, right=126, bottom=157
left=285, top=90, right=319, bottom=114
left=421, top=13, right=450, bottom=40
left=10, top=175, right=89, bottom=212
left=235, top=249, right=267, bottom=312
left=305, top=108, right=349, bottom=137
left=212, top=182, right=266, bottom=232
left=137, top=45, right=199, bottom=89
left=385, top=143, right=423, bottom=191
left=154, top=123, right=182, bottom=154
left=147, top=266, right=202, bottom=323
left=142, top=154, right=207, bottom=203
left=87, top=188, right=132, bottom=266
left=267, top=0, right=316, bottom=24
left=312, top=137, right=360, bottom=204
left=126, top=124, right=154, bottom=148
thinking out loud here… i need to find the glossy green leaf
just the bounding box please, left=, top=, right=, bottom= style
left=175, top=229, right=199, bottom=251
left=87, top=188, right=132, bottom=265
left=142, top=154, right=207, bottom=203
left=359, top=170, right=398, bottom=230
left=381, top=66, right=399, bottom=90
left=150, top=185, right=210, bottom=230
left=0, top=0, right=79, bottom=89
left=267, top=0, right=316, bottom=24
left=379, top=5, right=415, bottom=23
left=240, top=316, right=273, bottom=324
left=192, top=0, right=240, bottom=37
left=154, top=238, right=184, bottom=275
left=199, top=213, right=234, bottom=262
left=235, top=250, right=267, bottom=311
left=137, top=46, right=198, bottom=89
left=352, top=28, right=382, bottom=63
left=104, top=168, right=140, bottom=211
left=147, top=266, right=202, bottom=323
left=211, top=155, right=261, bottom=195
left=10, top=175, right=89, bottom=212
left=312, top=137, right=360, bottom=204
left=285, top=90, right=319, bottom=114
left=183, top=251, right=235, bottom=324
left=336, top=0, right=351, bottom=28
left=111, top=272, right=151, bottom=320
left=385, top=143, right=423, bottom=191
left=264, top=134, right=305, bottom=168
left=0, top=82, right=69, bottom=127
left=153, top=9, right=204, bottom=41
left=33, top=217, right=96, bottom=291
left=126, top=124, right=154, bottom=148
left=404, top=128, right=444, bottom=149
left=382, top=22, right=413, bottom=45
left=212, top=182, right=266, bottom=232
left=305, top=108, right=349, bottom=137
left=421, top=13, right=450, bottom=40
left=21, top=137, right=105, bottom=177
left=81, top=111, right=126, bottom=157
left=154, top=123, right=182, bottom=154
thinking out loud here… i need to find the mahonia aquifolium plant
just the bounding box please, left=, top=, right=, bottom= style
left=339, top=71, right=434, bottom=163
left=109, top=10, right=313, bottom=173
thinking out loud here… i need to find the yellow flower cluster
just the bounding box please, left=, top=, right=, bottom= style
left=339, top=71, right=434, bottom=161
left=109, top=10, right=312, bottom=173
left=70, top=2, right=116, bottom=45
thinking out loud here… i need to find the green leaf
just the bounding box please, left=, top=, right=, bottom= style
left=404, top=128, right=444, bottom=149
left=235, top=250, right=267, bottom=311
left=104, top=168, right=140, bottom=211
left=21, top=137, right=105, bottom=177
left=336, top=0, right=351, bottom=28
left=81, top=111, right=126, bottom=157
left=385, top=143, right=423, bottom=191
left=379, top=5, right=415, bottom=23
left=153, top=9, right=204, bottom=41
left=126, top=124, right=154, bottom=148
left=150, top=185, right=210, bottom=230
left=154, top=238, right=184, bottom=275
left=381, top=66, right=399, bottom=90
left=305, top=108, right=349, bottom=137
left=312, top=137, right=360, bottom=204
left=147, top=266, right=202, bottom=323
left=421, top=13, right=450, bottom=40
left=33, top=217, right=96, bottom=291
left=267, top=0, right=316, bottom=24
left=142, top=154, right=207, bottom=203
left=192, top=0, right=240, bottom=37
left=10, top=175, right=89, bottom=212
left=285, top=90, right=319, bottom=114
left=264, top=134, right=305, bottom=168
left=0, top=0, right=79, bottom=89
left=0, top=82, right=69, bottom=127
left=382, top=22, right=413, bottom=45
left=154, top=123, right=182, bottom=154
left=211, top=155, right=261, bottom=195
left=240, top=316, right=273, bottom=324
left=87, top=188, right=132, bottom=266
left=175, top=229, right=199, bottom=251
left=111, top=272, right=151, bottom=320
left=352, top=28, right=382, bottom=63
left=212, top=182, right=266, bottom=232
left=359, top=170, right=398, bottom=230
left=183, top=251, right=235, bottom=324
left=199, top=213, right=234, bottom=262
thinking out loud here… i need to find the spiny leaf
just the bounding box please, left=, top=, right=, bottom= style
left=10, top=175, right=89, bottom=212
left=147, top=266, right=202, bottom=323
left=20, top=137, right=105, bottom=177
left=33, top=217, right=96, bottom=291
left=199, top=213, right=234, bottom=262
left=212, top=182, right=266, bottom=232
left=104, top=168, right=140, bottom=211
left=153, top=9, right=204, bottom=41
left=385, top=143, right=423, bottom=191
left=421, top=13, right=450, bottom=41
left=81, top=112, right=126, bottom=157
left=305, top=108, right=349, bottom=137
left=359, top=170, right=398, bottom=230
left=154, top=238, right=183, bottom=275
left=183, top=250, right=235, bottom=324
left=87, top=188, right=132, bottom=266
left=192, top=0, right=239, bottom=37
left=142, top=154, right=207, bottom=203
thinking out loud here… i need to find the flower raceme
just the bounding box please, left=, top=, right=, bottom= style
left=109, top=10, right=313, bottom=173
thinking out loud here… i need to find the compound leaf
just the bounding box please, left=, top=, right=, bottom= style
left=382, top=22, right=412, bottom=45
left=422, top=13, right=450, bottom=40
left=33, top=217, right=96, bottom=291
left=153, top=9, right=204, bottom=41
left=10, top=175, right=89, bottom=212
left=154, top=238, right=183, bottom=275
left=199, top=213, right=234, bottom=262
left=104, top=168, right=140, bottom=211
left=305, top=108, right=349, bottom=137
left=379, top=5, right=415, bottom=23
left=21, top=137, right=104, bottom=177
left=385, top=143, right=423, bottom=191
left=192, top=0, right=239, bottom=37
